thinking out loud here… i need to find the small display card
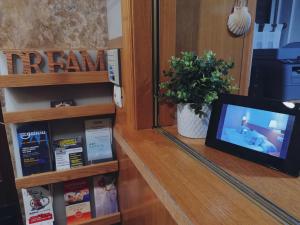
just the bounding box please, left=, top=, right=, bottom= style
left=84, top=119, right=113, bottom=163
left=53, top=137, right=84, bottom=170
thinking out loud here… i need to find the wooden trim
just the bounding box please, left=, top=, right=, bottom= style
left=107, top=37, right=123, bottom=49
left=0, top=71, right=109, bottom=88
left=117, top=0, right=153, bottom=130
left=158, top=0, right=177, bottom=126
left=239, top=0, right=257, bottom=96
left=15, top=161, right=118, bottom=189
left=132, top=0, right=153, bottom=129
left=76, top=213, right=121, bottom=225
left=3, top=103, right=115, bottom=124
left=116, top=0, right=136, bottom=129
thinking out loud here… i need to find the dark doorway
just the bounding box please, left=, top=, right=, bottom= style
left=0, top=104, right=23, bottom=225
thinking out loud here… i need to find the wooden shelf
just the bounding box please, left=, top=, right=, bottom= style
left=15, top=160, right=118, bottom=189
left=0, top=71, right=109, bottom=88
left=107, top=37, right=123, bottom=49
left=163, top=126, right=300, bottom=220
left=76, top=212, right=121, bottom=225
left=3, top=103, right=115, bottom=123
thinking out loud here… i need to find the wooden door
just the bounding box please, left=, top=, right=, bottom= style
left=159, top=0, right=257, bottom=126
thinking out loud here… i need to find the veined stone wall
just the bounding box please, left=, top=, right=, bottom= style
left=0, top=0, right=108, bottom=49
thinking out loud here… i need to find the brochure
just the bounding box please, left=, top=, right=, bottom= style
left=64, top=178, right=92, bottom=224
left=22, top=186, right=54, bottom=225
left=53, top=137, right=84, bottom=171
left=93, top=175, right=118, bottom=217
left=17, top=123, right=52, bottom=176
left=84, top=119, right=113, bottom=163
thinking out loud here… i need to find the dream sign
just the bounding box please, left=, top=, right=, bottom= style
left=0, top=50, right=106, bottom=75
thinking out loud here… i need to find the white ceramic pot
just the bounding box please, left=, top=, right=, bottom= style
left=177, top=103, right=211, bottom=139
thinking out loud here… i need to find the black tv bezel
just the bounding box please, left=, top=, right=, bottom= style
left=205, top=94, right=300, bottom=177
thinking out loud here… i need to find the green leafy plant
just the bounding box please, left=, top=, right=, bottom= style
left=160, top=51, right=237, bottom=117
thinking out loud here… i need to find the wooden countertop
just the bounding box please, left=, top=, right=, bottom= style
left=164, top=125, right=300, bottom=221
left=114, top=125, right=280, bottom=225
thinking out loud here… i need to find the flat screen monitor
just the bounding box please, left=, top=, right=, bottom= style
left=206, top=94, right=300, bottom=176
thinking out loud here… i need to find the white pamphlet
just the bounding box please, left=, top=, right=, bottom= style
left=22, top=186, right=54, bottom=225
left=85, top=119, right=113, bottom=163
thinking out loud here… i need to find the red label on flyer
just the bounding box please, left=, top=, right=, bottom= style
left=29, top=213, right=53, bottom=224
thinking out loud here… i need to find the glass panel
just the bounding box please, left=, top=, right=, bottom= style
left=156, top=0, right=300, bottom=223
left=159, top=0, right=244, bottom=127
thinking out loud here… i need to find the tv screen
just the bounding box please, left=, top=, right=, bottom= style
left=216, top=104, right=295, bottom=159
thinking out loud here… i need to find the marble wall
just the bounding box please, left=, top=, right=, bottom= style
left=0, top=0, right=109, bottom=105
left=0, top=0, right=108, bottom=49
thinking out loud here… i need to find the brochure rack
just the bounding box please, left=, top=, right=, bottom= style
left=0, top=52, right=120, bottom=225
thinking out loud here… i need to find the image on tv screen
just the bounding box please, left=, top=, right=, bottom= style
left=216, top=104, right=295, bottom=159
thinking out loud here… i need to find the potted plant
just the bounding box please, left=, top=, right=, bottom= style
left=160, top=51, right=236, bottom=138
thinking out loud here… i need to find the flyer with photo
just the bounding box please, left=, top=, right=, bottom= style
left=93, top=175, right=118, bottom=217
left=64, top=178, right=92, bottom=224
left=22, top=186, right=54, bottom=225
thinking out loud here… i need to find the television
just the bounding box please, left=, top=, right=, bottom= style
left=206, top=94, right=300, bottom=176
